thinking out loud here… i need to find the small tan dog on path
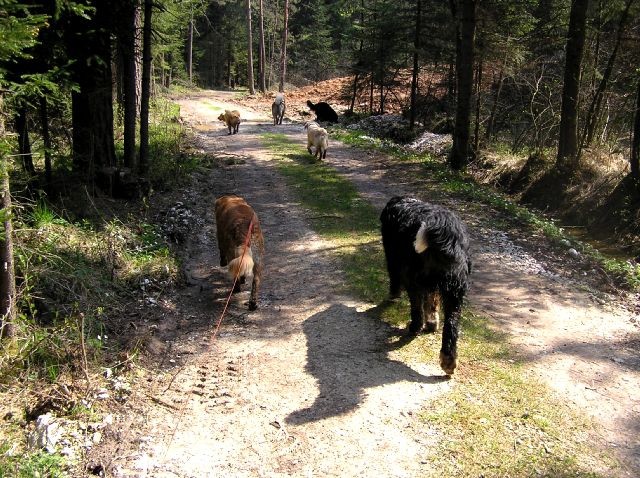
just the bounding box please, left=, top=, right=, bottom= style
left=218, top=109, right=241, bottom=135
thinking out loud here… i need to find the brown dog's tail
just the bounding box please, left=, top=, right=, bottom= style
left=227, top=246, right=254, bottom=280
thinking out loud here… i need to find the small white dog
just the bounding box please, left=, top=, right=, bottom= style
left=304, top=121, right=329, bottom=160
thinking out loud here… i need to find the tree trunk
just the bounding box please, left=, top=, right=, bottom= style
left=449, top=0, right=478, bottom=171
left=67, top=0, right=116, bottom=180
left=486, top=67, right=504, bottom=139
left=139, top=0, right=153, bottom=175
left=278, top=0, right=289, bottom=92
left=631, top=78, right=640, bottom=181
left=120, top=0, right=138, bottom=170
left=369, top=74, right=374, bottom=114
left=0, top=94, right=16, bottom=339
left=135, top=3, right=142, bottom=114
left=15, top=105, right=35, bottom=175
left=258, top=0, right=266, bottom=92
left=187, top=12, right=194, bottom=83
left=409, top=0, right=422, bottom=129
left=580, top=0, right=634, bottom=152
left=473, top=57, right=483, bottom=156
left=556, top=0, right=589, bottom=172
left=40, top=97, right=52, bottom=191
left=246, top=0, right=256, bottom=94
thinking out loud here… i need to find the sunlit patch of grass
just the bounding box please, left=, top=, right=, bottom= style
left=0, top=445, right=67, bottom=478
left=204, top=101, right=224, bottom=114
left=147, top=98, right=199, bottom=189
left=418, top=316, right=613, bottom=477
left=262, top=132, right=379, bottom=237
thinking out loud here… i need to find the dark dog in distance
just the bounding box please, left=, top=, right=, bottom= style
left=306, top=100, right=338, bottom=123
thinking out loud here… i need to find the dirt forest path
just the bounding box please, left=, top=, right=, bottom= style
left=104, top=91, right=639, bottom=477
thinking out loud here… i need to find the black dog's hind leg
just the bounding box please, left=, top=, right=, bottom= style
left=381, top=233, right=403, bottom=299
left=423, top=287, right=440, bottom=333
left=439, top=289, right=463, bottom=374
left=407, top=286, right=425, bottom=335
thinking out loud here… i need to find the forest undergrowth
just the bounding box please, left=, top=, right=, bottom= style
left=0, top=97, right=203, bottom=477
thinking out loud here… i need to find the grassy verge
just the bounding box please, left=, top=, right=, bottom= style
left=333, top=129, right=640, bottom=290
left=0, top=97, right=194, bottom=476
left=262, top=131, right=617, bottom=477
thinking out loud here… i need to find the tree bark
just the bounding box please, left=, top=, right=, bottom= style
left=258, top=0, right=266, bottom=92
left=67, top=1, right=116, bottom=179
left=278, top=0, right=289, bottom=92
left=246, top=0, right=256, bottom=94
left=40, top=97, right=52, bottom=191
left=15, top=105, right=35, bottom=175
left=187, top=12, right=194, bottom=83
left=448, top=0, right=477, bottom=171
left=409, top=0, right=422, bottom=129
left=556, top=0, right=589, bottom=172
left=473, top=57, right=483, bottom=156
left=120, top=0, right=138, bottom=170
left=139, top=0, right=153, bottom=175
left=631, top=78, right=640, bottom=181
left=0, top=94, right=16, bottom=339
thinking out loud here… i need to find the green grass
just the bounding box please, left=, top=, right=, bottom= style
left=411, top=312, right=614, bottom=477
left=204, top=101, right=224, bottom=114
left=147, top=97, right=199, bottom=189
left=262, top=132, right=384, bottom=301
left=262, top=131, right=618, bottom=477
left=0, top=446, right=67, bottom=478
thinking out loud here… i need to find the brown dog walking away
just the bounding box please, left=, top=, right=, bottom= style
left=214, top=195, right=264, bottom=310
left=218, top=110, right=241, bottom=135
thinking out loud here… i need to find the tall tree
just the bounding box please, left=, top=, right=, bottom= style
left=258, top=0, right=267, bottom=92
left=580, top=0, right=635, bottom=152
left=139, top=0, right=153, bottom=175
left=556, top=0, right=589, bottom=173
left=65, top=1, right=117, bottom=178
left=279, top=0, right=289, bottom=92
left=246, top=0, right=256, bottom=94
left=449, top=0, right=478, bottom=170
left=187, top=10, right=194, bottom=83
left=119, top=0, right=139, bottom=170
left=409, top=0, right=422, bottom=129
left=14, top=105, right=35, bottom=174
left=632, top=76, right=640, bottom=182
left=0, top=138, right=16, bottom=339
left=0, top=0, right=45, bottom=337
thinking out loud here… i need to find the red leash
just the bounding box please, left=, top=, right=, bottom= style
left=211, top=218, right=254, bottom=340
left=160, top=218, right=255, bottom=461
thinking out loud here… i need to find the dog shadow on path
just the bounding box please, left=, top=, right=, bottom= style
left=286, top=303, right=447, bottom=425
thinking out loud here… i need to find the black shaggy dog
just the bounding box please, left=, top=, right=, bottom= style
left=380, top=196, right=471, bottom=375
left=306, top=100, right=339, bottom=123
